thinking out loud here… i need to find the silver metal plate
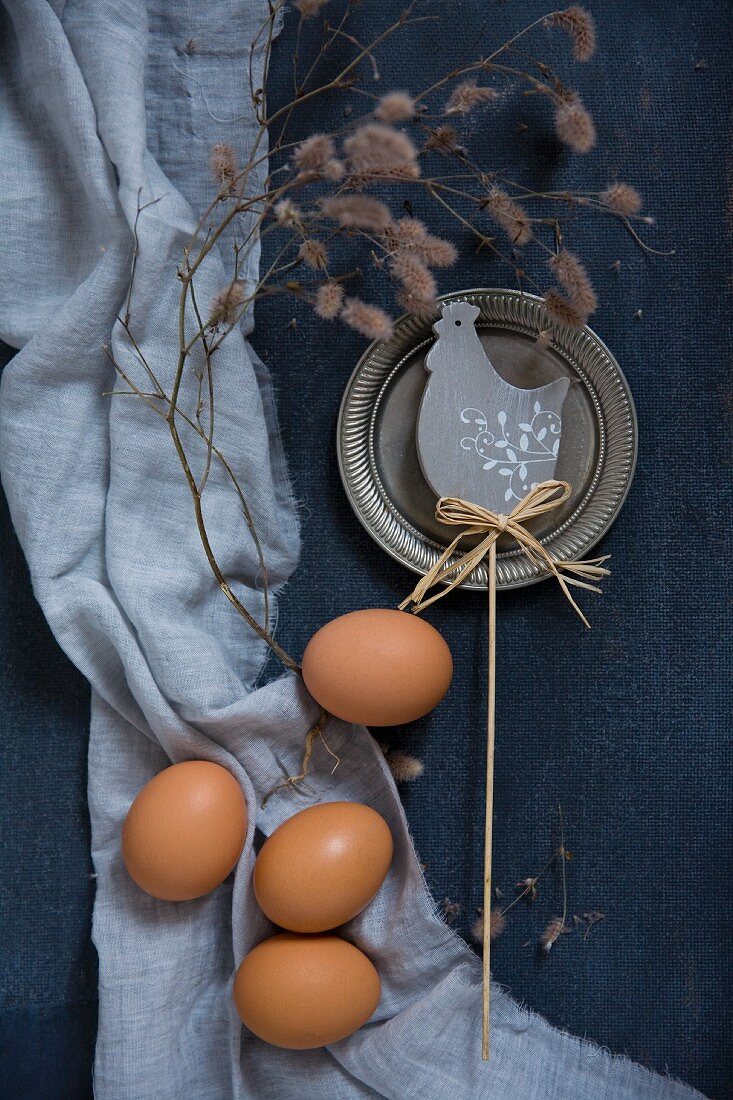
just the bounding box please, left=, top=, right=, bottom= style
left=337, top=288, right=637, bottom=590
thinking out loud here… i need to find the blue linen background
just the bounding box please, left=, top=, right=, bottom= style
left=0, top=1, right=731, bottom=1098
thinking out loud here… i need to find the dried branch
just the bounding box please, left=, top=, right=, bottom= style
left=109, top=3, right=663, bottom=792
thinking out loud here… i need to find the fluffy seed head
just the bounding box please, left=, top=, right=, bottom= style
left=209, top=281, right=246, bottom=326
left=341, top=297, right=394, bottom=341
left=343, top=124, right=420, bottom=181
left=425, top=125, right=460, bottom=155
left=375, top=91, right=416, bottom=123
left=320, top=195, right=392, bottom=231
left=314, top=282, right=344, bottom=320
left=390, top=251, right=437, bottom=303
left=445, top=80, right=497, bottom=116
left=322, top=158, right=345, bottom=181
left=293, top=134, right=340, bottom=178
left=540, top=916, right=566, bottom=952
left=384, top=749, right=424, bottom=782
left=470, top=911, right=484, bottom=943
left=549, top=249, right=597, bottom=316
left=600, top=182, right=643, bottom=216
left=555, top=97, right=596, bottom=153
left=490, top=907, right=506, bottom=941
left=384, top=218, right=458, bottom=268
left=419, top=236, right=457, bottom=268
left=274, top=200, right=302, bottom=228
left=470, top=907, right=506, bottom=944
left=385, top=216, right=428, bottom=246
left=211, top=143, right=237, bottom=189
left=543, top=288, right=585, bottom=329
left=298, top=238, right=329, bottom=270
left=483, top=187, right=532, bottom=246
left=394, top=290, right=435, bottom=320
left=294, top=0, right=329, bottom=17
left=548, top=7, right=597, bottom=62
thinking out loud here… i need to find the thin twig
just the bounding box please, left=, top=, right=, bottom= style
left=124, top=190, right=167, bottom=326
left=261, top=706, right=330, bottom=804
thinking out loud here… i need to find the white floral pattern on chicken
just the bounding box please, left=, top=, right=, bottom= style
left=460, top=401, right=562, bottom=503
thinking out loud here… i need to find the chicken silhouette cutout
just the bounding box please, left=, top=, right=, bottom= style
left=416, top=300, right=570, bottom=510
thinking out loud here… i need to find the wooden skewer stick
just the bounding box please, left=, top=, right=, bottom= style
left=482, top=539, right=497, bottom=1060
left=396, top=483, right=608, bottom=1059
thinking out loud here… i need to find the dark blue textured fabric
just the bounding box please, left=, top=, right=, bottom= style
left=1, top=1, right=731, bottom=1097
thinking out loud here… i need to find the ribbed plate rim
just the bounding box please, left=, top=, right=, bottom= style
left=336, top=288, right=637, bottom=591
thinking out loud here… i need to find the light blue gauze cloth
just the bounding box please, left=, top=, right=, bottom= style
left=0, top=2, right=703, bottom=1098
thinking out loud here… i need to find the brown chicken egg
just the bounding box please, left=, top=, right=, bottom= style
left=301, top=608, right=452, bottom=726
left=253, top=801, right=393, bottom=933
left=122, top=760, right=247, bottom=901
left=233, top=932, right=380, bottom=1049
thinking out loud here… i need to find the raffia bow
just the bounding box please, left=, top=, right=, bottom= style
left=399, top=479, right=610, bottom=627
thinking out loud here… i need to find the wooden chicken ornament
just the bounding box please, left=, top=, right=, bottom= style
left=417, top=300, right=570, bottom=512
left=401, top=299, right=610, bottom=1059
